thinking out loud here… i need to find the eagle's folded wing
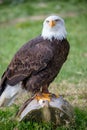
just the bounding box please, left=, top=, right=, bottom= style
left=1, top=41, right=53, bottom=87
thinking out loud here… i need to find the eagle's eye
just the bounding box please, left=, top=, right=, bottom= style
left=46, top=20, right=49, bottom=23
left=55, top=19, right=59, bottom=22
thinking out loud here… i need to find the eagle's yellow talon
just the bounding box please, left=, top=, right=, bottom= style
left=35, top=93, right=51, bottom=101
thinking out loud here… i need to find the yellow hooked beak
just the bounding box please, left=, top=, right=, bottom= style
left=49, top=20, right=56, bottom=27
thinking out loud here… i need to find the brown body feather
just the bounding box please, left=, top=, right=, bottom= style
left=0, top=36, right=70, bottom=95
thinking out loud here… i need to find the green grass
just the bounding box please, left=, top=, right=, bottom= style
left=0, top=0, right=87, bottom=23
left=0, top=106, right=87, bottom=130
left=0, top=0, right=87, bottom=129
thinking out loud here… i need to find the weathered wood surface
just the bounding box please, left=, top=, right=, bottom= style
left=16, top=94, right=74, bottom=126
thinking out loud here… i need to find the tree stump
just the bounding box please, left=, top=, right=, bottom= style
left=16, top=93, right=74, bottom=126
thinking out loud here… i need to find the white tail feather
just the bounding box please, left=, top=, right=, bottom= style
left=0, top=83, right=24, bottom=107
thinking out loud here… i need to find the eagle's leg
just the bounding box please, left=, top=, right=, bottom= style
left=42, top=84, right=49, bottom=93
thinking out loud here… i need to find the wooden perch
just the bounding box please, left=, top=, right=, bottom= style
left=16, top=93, right=74, bottom=126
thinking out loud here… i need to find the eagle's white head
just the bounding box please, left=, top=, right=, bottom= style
left=42, top=15, right=67, bottom=41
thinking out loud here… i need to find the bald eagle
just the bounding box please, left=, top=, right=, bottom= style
left=0, top=15, right=70, bottom=107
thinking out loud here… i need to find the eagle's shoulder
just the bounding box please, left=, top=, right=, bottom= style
left=19, top=36, right=44, bottom=50
left=14, top=36, right=53, bottom=59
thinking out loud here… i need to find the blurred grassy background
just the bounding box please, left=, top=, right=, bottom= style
left=0, top=0, right=87, bottom=129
